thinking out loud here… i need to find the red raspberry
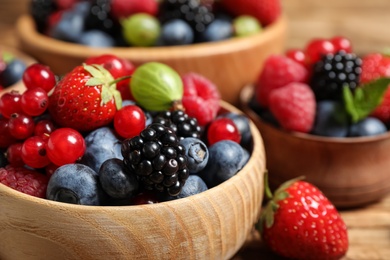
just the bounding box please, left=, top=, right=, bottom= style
left=269, top=82, right=316, bottom=133
left=0, top=165, right=49, bottom=198
left=110, top=0, right=158, bottom=20
left=360, top=53, right=390, bottom=123
left=255, top=55, right=309, bottom=107
left=220, top=0, right=281, bottom=26
left=181, top=73, right=221, bottom=126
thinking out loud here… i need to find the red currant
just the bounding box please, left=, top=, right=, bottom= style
left=22, top=136, right=50, bottom=169
left=0, top=117, right=17, bottom=148
left=131, top=191, right=159, bottom=205
left=330, top=36, right=352, bottom=53
left=8, top=113, right=35, bottom=140
left=207, top=118, right=241, bottom=146
left=0, top=91, right=23, bottom=118
left=34, top=119, right=56, bottom=139
left=21, top=87, right=49, bottom=116
left=305, top=39, right=335, bottom=64
left=114, top=105, right=146, bottom=138
left=46, top=128, right=86, bottom=166
left=6, top=142, right=24, bottom=166
left=286, top=49, right=306, bottom=67
left=22, top=63, right=56, bottom=92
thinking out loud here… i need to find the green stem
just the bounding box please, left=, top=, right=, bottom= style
left=264, top=171, right=273, bottom=200
left=109, top=75, right=132, bottom=86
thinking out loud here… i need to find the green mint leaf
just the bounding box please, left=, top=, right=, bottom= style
left=343, top=78, right=390, bottom=123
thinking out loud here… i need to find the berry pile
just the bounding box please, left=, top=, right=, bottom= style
left=29, top=0, right=281, bottom=47
left=0, top=54, right=253, bottom=205
left=251, top=36, right=390, bottom=138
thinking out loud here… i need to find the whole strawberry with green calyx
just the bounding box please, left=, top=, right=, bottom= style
left=257, top=175, right=348, bottom=260
left=48, top=64, right=123, bottom=132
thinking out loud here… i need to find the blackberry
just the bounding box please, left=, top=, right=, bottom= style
left=158, top=0, right=215, bottom=41
left=121, top=123, right=189, bottom=196
left=310, top=51, right=362, bottom=100
left=152, top=110, right=201, bottom=140
left=84, top=0, right=119, bottom=36
left=30, top=0, right=57, bottom=33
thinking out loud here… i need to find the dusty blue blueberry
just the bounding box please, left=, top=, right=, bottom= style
left=0, top=58, right=26, bottom=87
left=197, top=140, right=249, bottom=188
left=78, top=30, right=115, bottom=47
left=161, top=19, right=194, bottom=45
left=202, top=18, right=233, bottom=42
left=46, top=164, right=101, bottom=205
left=348, top=117, right=387, bottom=137
left=179, top=137, right=209, bottom=174
left=80, top=127, right=123, bottom=173
left=177, top=175, right=208, bottom=199
left=50, top=10, right=85, bottom=42
left=99, top=158, right=139, bottom=199
left=311, top=100, right=349, bottom=137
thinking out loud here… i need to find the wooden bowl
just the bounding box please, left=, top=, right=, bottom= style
left=0, top=101, right=266, bottom=260
left=15, top=14, right=287, bottom=105
left=240, top=85, right=390, bottom=209
left=0, top=45, right=36, bottom=96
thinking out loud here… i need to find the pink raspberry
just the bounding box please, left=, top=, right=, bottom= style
left=255, top=55, right=309, bottom=107
left=0, top=165, right=49, bottom=198
left=269, top=82, right=316, bottom=133
left=181, top=73, right=221, bottom=126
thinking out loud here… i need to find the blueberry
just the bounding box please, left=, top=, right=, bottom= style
left=179, top=137, right=209, bottom=174
left=161, top=19, right=194, bottom=46
left=348, top=117, right=387, bottom=137
left=197, top=140, right=249, bottom=188
left=202, top=18, right=233, bottom=42
left=80, top=127, right=123, bottom=173
left=0, top=58, right=26, bottom=87
left=46, top=164, right=101, bottom=205
left=177, top=175, right=208, bottom=199
left=73, top=1, right=91, bottom=16
left=311, top=100, right=349, bottom=137
left=78, top=30, right=115, bottom=47
left=99, top=158, right=139, bottom=199
left=50, top=10, right=85, bottom=42
left=219, top=112, right=252, bottom=148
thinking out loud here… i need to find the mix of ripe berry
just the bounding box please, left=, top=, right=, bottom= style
left=0, top=54, right=253, bottom=206
left=251, top=36, right=390, bottom=138
left=29, top=0, right=280, bottom=47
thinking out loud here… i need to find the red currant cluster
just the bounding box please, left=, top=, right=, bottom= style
left=0, top=64, right=85, bottom=173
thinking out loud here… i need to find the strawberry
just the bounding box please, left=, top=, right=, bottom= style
left=255, top=55, right=309, bottom=107
left=219, top=0, right=281, bottom=26
left=110, top=0, right=158, bottom=21
left=48, top=64, right=122, bottom=132
left=257, top=176, right=349, bottom=259
left=269, top=82, right=316, bottom=133
left=360, top=53, right=390, bottom=123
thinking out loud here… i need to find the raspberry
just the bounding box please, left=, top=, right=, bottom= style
left=360, top=53, right=390, bottom=123
left=181, top=73, right=220, bottom=126
left=0, top=165, right=49, bottom=198
left=255, top=55, right=309, bottom=107
left=269, top=82, right=316, bottom=133
left=110, top=0, right=158, bottom=21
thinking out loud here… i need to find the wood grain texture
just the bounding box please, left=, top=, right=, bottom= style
left=0, top=102, right=266, bottom=260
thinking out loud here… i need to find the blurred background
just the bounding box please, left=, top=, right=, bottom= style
left=1, top=0, right=390, bottom=53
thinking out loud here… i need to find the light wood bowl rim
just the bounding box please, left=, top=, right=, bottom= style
left=240, top=84, right=390, bottom=144
left=0, top=100, right=265, bottom=212
left=15, top=14, right=288, bottom=60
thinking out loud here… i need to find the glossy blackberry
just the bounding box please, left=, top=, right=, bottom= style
left=310, top=51, right=362, bottom=100
left=121, top=123, right=189, bottom=196
left=84, top=0, right=118, bottom=35
left=30, top=0, right=57, bottom=33
left=158, top=0, right=215, bottom=41
left=152, top=110, right=201, bottom=140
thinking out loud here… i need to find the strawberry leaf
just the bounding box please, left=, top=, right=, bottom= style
left=343, top=78, right=390, bottom=123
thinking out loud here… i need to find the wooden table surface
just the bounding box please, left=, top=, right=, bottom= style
left=1, top=0, right=390, bottom=259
